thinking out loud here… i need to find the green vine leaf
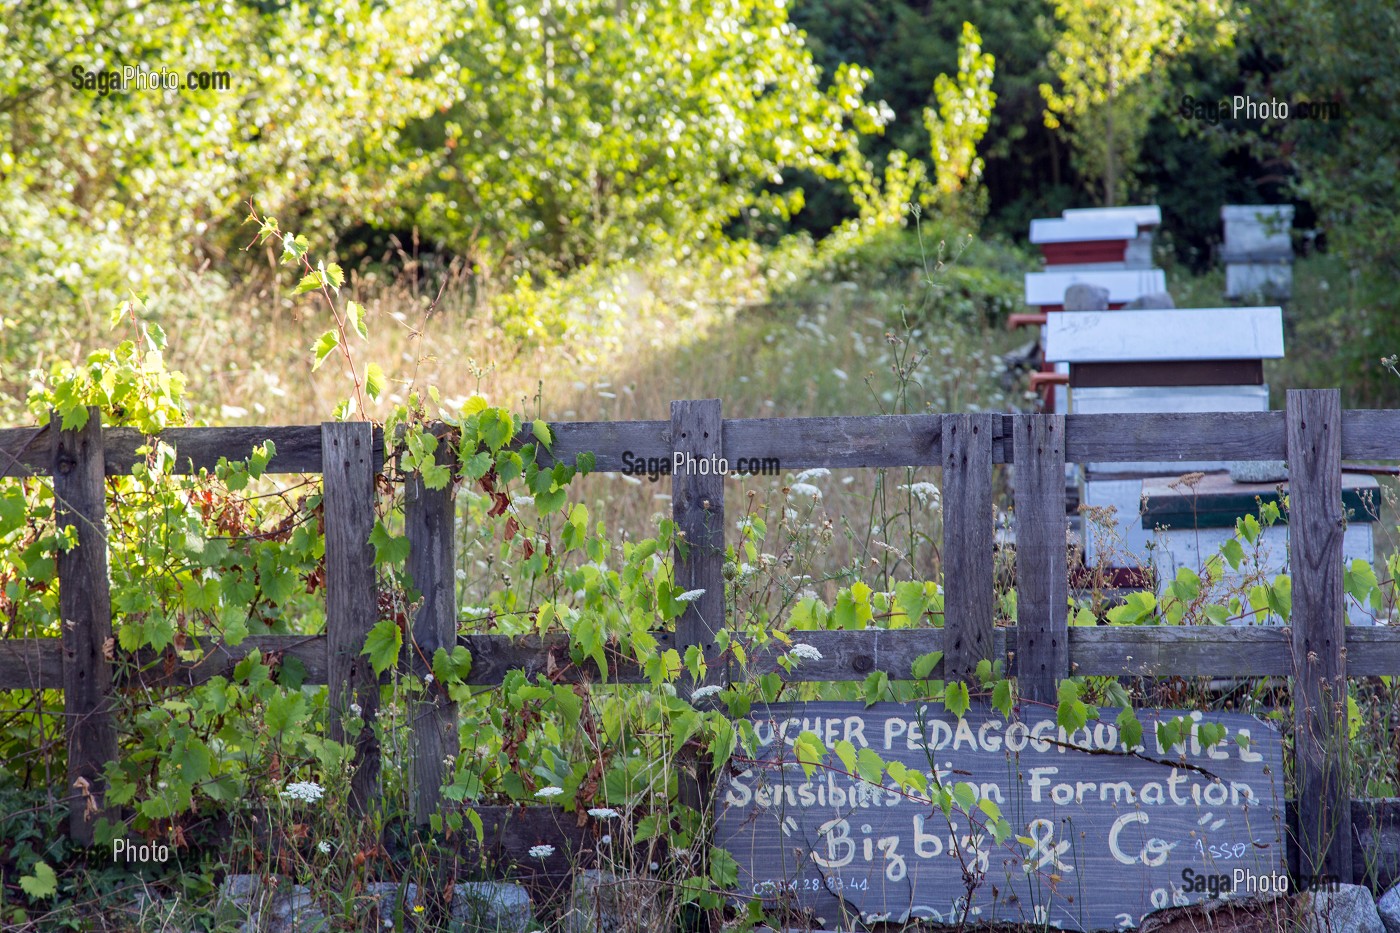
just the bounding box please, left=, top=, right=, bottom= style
left=19, top=861, right=57, bottom=900
left=362, top=620, right=403, bottom=676
left=311, top=330, right=339, bottom=371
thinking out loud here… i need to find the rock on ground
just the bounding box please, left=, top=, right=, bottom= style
left=452, top=881, right=535, bottom=932
left=563, top=869, right=665, bottom=933
left=1299, top=884, right=1385, bottom=933
left=1378, top=883, right=1400, bottom=933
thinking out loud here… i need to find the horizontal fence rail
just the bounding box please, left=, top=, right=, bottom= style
left=9, top=625, right=1400, bottom=691
left=6, top=410, right=1400, bottom=479
left=2, top=392, right=1398, bottom=895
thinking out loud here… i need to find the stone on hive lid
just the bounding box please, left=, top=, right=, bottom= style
left=1063, top=283, right=1110, bottom=311
left=1229, top=460, right=1287, bottom=483
left=1123, top=291, right=1175, bottom=309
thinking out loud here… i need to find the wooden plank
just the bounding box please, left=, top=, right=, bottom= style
left=940, top=414, right=995, bottom=683
left=1046, top=307, right=1285, bottom=363
left=1288, top=388, right=1351, bottom=882
left=405, top=431, right=458, bottom=824
left=722, top=414, right=943, bottom=470
left=15, top=623, right=1400, bottom=689
left=1065, top=411, right=1288, bottom=462
left=522, top=418, right=670, bottom=472
left=0, top=638, right=65, bottom=688
left=672, top=399, right=726, bottom=847
left=53, top=408, right=119, bottom=843
left=1, top=424, right=385, bottom=478
left=322, top=421, right=381, bottom=813
left=1014, top=415, right=1068, bottom=702
left=672, top=400, right=727, bottom=698
left=1068, top=627, right=1292, bottom=677
left=7, top=410, right=1398, bottom=482
left=1342, top=410, right=1400, bottom=460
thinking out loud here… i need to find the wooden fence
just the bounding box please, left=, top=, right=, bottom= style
left=3, top=389, right=1400, bottom=893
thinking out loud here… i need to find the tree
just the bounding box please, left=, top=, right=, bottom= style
left=1039, top=0, right=1235, bottom=205
left=924, top=22, right=998, bottom=216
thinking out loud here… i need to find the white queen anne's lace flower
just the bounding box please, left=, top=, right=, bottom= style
left=280, top=781, right=325, bottom=804
left=789, top=643, right=824, bottom=662
left=317, top=840, right=332, bottom=854
left=793, top=468, right=830, bottom=484
left=675, top=589, right=706, bottom=603
left=690, top=685, right=723, bottom=701
left=535, top=785, right=564, bottom=798
left=788, top=482, right=822, bottom=500
left=587, top=807, right=620, bottom=819
left=528, top=844, right=555, bottom=858
left=899, top=482, right=941, bottom=508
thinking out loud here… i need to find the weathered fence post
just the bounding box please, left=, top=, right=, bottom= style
left=671, top=402, right=725, bottom=756
left=406, top=428, right=459, bottom=825
left=54, top=407, right=119, bottom=843
left=1013, top=414, right=1068, bottom=704
left=1287, top=388, right=1351, bottom=884
left=672, top=398, right=724, bottom=933
left=941, top=413, right=996, bottom=683
left=322, top=421, right=380, bottom=813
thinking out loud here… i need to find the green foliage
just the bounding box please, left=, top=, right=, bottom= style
left=924, top=22, right=997, bottom=213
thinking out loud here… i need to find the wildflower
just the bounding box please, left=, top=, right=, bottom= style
left=789, top=643, right=824, bottom=662
left=535, top=785, right=564, bottom=799
left=512, top=495, right=535, bottom=508
left=672, top=847, right=691, bottom=860
left=424, top=673, right=434, bottom=685
left=788, top=483, right=822, bottom=500
left=317, top=841, right=332, bottom=854
left=349, top=703, right=363, bottom=717
left=454, top=568, right=467, bottom=581
left=528, top=844, right=555, bottom=858
left=899, top=482, right=941, bottom=508
left=793, top=468, right=830, bottom=484
left=599, top=834, right=612, bottom=846
left=588, top=807, right=620, bottom=819
left=462, top=606, right=492, bottom=618
left=690, top=685, right=723, bottom=701
left=676, top=589, right=706, bottom=603
left=413, top=905, right=425, bottom=914
left=832, top=368, right=848, bottom=381
left=384, top=919, right=393, bottom=928
left=650, top=861, right=660, bottom=870
left=280, top=781, right=325, bottom=804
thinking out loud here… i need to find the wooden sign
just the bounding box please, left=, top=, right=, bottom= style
left=715, top=702, right=1285, bottom=931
